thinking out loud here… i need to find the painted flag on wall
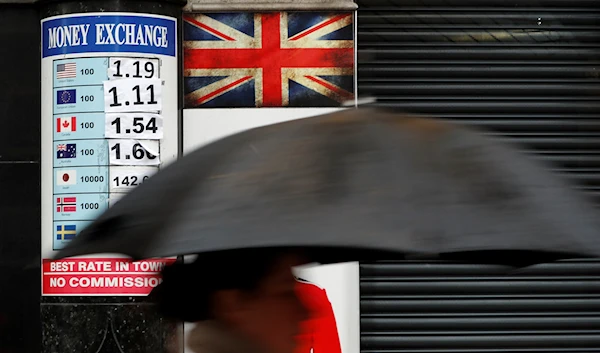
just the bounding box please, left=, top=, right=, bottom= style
left=294, top=278, right=342, bottom=353
left=57, top=116, right=77, bottom=132
left=183, top=12, right=355, bottom=108
left=57, top=89, right=76, bottom=105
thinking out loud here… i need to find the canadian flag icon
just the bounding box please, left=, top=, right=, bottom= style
left=57, top=116, right=77, bottom=133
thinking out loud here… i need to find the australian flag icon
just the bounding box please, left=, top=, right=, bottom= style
left=57, top=89, right=76, bottom=105
left=57, top=143, right=76, bottom=159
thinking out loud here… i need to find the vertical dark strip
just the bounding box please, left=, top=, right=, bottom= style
left=0, top=5, right=42, bottom=353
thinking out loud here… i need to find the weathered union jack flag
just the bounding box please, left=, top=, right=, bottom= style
left=183, top=12, right=355, bottom=108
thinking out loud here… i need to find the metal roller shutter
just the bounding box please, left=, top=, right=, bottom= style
left=360, top=260, right=600, bottom=352
left=356, top=0, right=600, bottom=205
left=356, top=1, right=600, bottom=351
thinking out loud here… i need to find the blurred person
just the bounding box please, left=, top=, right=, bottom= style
left=294, top=278, right=342, bottom=353
left=153, top=250, right=310, bottom=353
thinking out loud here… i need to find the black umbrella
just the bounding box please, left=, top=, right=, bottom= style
left=54, top=108, right=600, bottom=265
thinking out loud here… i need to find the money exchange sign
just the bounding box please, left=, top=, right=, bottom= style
left=41, top=13, right=178, bottom=295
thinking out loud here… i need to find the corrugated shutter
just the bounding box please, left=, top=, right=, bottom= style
left=360, top=260, right=600, bottom=352
left=357, top=1, right=600, bottom=352
left=356, top=0, right=600, bottom=205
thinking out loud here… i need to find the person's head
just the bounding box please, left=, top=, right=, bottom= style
left=153, top=249, right=309, bottom=353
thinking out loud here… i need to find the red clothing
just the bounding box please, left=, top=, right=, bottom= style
left=294, top=279, right=342, bottom=353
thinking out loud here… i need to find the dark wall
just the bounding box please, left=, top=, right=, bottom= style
left=0, top=5, right=42, bottom=353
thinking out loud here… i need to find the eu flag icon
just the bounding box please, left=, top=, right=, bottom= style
left=56, top=224, right=77, bottom=241
left=57, top=89, right=76, bottom=105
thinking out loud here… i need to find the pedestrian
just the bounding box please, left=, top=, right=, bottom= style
left=152, top=249, right=310, bottom=353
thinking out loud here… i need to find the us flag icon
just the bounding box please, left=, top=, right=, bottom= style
left=56, top=62, right=77, bottom=79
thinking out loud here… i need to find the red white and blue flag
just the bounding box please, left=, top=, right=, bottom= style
left=183, top=12, right=355, bottom=108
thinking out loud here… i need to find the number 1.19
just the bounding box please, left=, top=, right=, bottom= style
left=112, top=60, right=155, bottom=78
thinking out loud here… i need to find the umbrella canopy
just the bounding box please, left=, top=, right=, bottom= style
left=54, top=108, right=600, bottom=263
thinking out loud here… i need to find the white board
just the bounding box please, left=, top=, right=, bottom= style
left=182, top=108, right=360, bottom=353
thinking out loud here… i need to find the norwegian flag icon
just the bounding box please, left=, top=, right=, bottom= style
left=56, top=197, right=77, bottom=213
left=183, top=12, right=355, bottom=108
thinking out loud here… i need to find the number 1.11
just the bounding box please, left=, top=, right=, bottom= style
left=108, top=85, right=157, bottom=107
